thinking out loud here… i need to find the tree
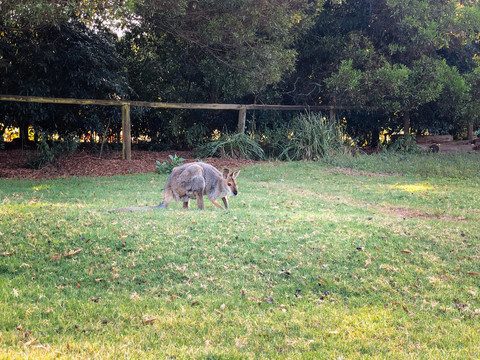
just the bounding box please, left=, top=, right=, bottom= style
left=0, top=0, right=137, bottom=31
left=133, top=0, right=322, bottom=97
left=116, top=0, right=323, bottom=147
left=291, top=0, right=480, bottom=144
left=0, top=22, right=132, bottom=140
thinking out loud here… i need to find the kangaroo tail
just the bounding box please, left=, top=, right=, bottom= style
left=108, top=205, right=164, bottom=213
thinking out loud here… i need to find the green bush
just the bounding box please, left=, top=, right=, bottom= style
left=279, top=112, right=351, bottom=161
left=383, top=134, right=424, bottom=154
left=155, top=154, right=186, bottom=174
left=256, top=125, right=290, bottom=159
left=26, top=133, right=79, bottom=169
left=195, top=133, right=265, bottom=160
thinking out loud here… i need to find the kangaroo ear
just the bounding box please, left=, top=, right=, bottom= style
left=231, top=170, right=240, bottom=179
left=223, top=169, right=229, bottom=179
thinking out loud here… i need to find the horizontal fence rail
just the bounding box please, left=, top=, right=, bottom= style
left=0, top=94, right=349, bottom=160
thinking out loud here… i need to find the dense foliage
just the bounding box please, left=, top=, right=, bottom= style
left=1, top=0, right=480, bottom=151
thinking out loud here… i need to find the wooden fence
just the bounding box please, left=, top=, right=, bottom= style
left=0, top=94, right=346, bottom=160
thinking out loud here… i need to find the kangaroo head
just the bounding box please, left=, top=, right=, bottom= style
left=223, top=169, right=240, bottom=196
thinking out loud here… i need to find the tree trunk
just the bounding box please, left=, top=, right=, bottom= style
left=371, top=128, right=380, bottom=148
left=467, top=122, right=474, bottom=141
left=20, top=120, right=29, bottom=150
left=237, top=108, right=246, bottom=134
left=403, top=111, right=410, bottom=135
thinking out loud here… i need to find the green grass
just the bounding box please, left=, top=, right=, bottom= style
left=1, top=152, right=479, bottom=359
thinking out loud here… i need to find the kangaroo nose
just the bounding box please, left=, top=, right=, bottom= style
left=233, top=190, right=238, bottom=196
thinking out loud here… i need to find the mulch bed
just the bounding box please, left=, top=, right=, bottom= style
left=0, top=149, right=259, bottom=180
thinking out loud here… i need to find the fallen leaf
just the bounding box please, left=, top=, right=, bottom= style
left=467, top=272, right=480, bottom=276
left=215, top=309, right=225, bottom=317
left=143, top=318, right=156, bottom=324
left=23, top=338, right=38, bottom=347
left=401, top=250, right=411, bottom=254
left=51, top=248, right=83, bottom=261
left=34, top=345, right=49, bottom=350
left=235, top=337, right=248, bottom=347
left=65, top=249, right=82, bottom=257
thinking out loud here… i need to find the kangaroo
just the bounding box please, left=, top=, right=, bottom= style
left=159, top=162, right=240, bottom=210
left=109, top=162, right=240, bottom=212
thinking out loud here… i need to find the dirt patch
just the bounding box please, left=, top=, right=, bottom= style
left=327, top=167, right=393, bottom=178
left=416, top=135, right=480, bottom=153
left=0, top=149, right=259, bottom=180
left=386, top=206, right=465, bottom=221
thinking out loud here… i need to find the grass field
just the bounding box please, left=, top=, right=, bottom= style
left=1, top=152, right=479, bottom=359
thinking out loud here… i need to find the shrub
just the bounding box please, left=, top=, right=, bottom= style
left=155, top=154, right=186, bottom=174
left=383, top=134, right=424, bottom=154
left=279, top=112, right=351, bottom=161
left=26, top=133, right=79, bottom=169
left=195, top=133, right=265, bottom=160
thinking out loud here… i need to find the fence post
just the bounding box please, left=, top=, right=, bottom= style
left=237, top=107, right=246, bottom=134
left=122, top=103, right=132, bottom=161
left=329, top=107, right=336, bottom=121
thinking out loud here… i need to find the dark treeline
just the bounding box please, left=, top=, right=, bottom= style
left=1, top=0, right=480, bottom=150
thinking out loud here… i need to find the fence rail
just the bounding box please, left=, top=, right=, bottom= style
left=0, top=94, right=348, bottom=160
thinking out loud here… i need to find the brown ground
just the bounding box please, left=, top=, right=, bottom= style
left=0, top=149, right=259, bottom=180
left=1, top=137, right=477, bottom=180
left=416, top=135, right=480, bottom=153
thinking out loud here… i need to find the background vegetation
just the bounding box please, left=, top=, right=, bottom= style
left=2, top=0, right=480, bottom=151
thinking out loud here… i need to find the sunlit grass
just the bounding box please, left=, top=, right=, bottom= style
left=0, top=153, right=479, bottom=359
left=389, top=183, right=435, bottom=192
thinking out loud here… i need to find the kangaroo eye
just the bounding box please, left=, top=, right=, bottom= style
left=228, top=183, right=232, bottom=186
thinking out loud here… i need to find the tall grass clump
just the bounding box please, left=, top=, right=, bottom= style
left=195, top=132, right=265, bottom=160
left=279, top=112, right=352, bottom=161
